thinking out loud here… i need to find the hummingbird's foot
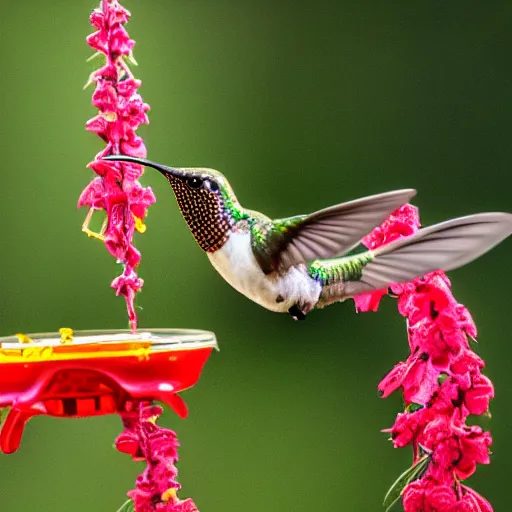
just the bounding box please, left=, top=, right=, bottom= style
left=288, top=304, right=306, bottom=321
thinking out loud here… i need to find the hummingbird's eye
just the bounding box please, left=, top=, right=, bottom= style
left=187, top=177, right=203, bottom=189
left=206, top=180, right=219, bottom=192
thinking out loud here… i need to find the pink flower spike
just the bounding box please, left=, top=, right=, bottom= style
left=378, top=361, right=408, bottom=398
left=465, top=373, right=494, bottom=415
left=353, top=204, right=421, bottom=313
left=402, top=479, right=428, bottom=512
left=361, top=203, right=421, bottom=251
left=354, top=288, right=387, bottom=312
left=357, top=202, right=494, bottom=511
left=118, top=404, right=200, bottom=512
left=458, top=484, right=493, bottom=512
left=81, top=0, right=153, bottom=330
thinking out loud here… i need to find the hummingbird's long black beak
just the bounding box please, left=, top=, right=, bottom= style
left=101, top=155, right=182, bottom=178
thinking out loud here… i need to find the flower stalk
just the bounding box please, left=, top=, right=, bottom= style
left=355, top=205, right=494, bottom=512
left=80, top=0, right=156, bottom=331
left=78, top=4, right=202, bottom=509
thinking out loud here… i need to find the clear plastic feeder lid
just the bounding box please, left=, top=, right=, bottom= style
left=0, top=328, right=218, bottom=353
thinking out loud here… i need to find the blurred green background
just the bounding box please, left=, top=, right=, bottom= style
left=1, top=1, right=511, bottom=510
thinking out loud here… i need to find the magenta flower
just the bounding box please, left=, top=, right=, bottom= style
left=116, top=404, right=199, bottom=512
left=356, top=205, right=494, bottom=511
left=80, top=0, right=156, bottom=330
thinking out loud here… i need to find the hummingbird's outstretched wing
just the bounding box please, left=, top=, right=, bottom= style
left=336, top=212, right=512, bottom=300
left=252, top=189, right=416, bottom=274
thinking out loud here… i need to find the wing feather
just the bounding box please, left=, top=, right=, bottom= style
left=344, top=212, right=512, bottom=297
left=253, top=189, right=417, bottom=274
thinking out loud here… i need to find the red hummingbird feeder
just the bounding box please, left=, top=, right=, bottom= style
left=0, top=328, right=217, bottom=454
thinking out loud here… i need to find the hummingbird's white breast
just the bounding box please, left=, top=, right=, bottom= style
left=207, top=231, right=322, bottom=313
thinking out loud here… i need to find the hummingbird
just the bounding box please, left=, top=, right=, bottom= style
left=103, top=155, right=512, bottom=320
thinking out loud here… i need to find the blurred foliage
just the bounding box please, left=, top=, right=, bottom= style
left=0, top=1, right=511, bottom=511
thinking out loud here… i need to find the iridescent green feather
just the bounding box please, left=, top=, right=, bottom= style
left=220, top=187, right=249, bottom=224
left=308, top=252, right=375, bottom=284
left=250, top=215, right=307, bottom=274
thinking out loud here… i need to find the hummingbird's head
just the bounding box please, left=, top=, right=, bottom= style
left=102, top=155, right=243, bottom=252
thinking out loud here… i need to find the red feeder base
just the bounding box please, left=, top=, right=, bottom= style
left=0, top=329, right=217, bottom=453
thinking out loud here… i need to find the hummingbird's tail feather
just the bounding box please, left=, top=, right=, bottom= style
left=314, top=212, right=512, bottom=307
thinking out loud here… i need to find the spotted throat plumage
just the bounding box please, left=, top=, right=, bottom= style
left=103, top=155, right=512, bottom=320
